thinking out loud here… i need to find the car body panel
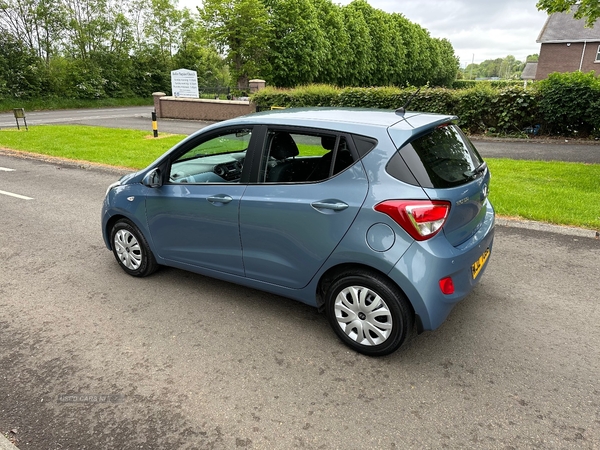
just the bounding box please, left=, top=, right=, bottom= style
left=145, top=184, right=247, bottom=275
left=102, top=183, right=150, bottom=248
left=240, top=163, right=369, bottom=288
left=389, top=200, right=495, bottom=330
left=426, top=168, right=492, bottom=247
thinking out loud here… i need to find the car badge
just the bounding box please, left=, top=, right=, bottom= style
left=127, top=196, right=135, bottom=202
left=481, top=184, right=489, bottom=199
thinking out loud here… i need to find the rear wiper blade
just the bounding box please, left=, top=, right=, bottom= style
left=464, top=161, right=487, bottom=179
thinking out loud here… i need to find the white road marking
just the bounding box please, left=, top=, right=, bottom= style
left=0, top=167, right=15, bottom=171
left=0, top=189, right=33, bottom=200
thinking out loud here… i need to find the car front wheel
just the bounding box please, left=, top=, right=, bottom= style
left=110, top=219, right=158, bottom=277
left=325, top=271, right=413, bottom=356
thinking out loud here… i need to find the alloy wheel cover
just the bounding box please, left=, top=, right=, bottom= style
left=334, top=285, right=393, bottom=346
left=114, top=229, right=142, bottom=270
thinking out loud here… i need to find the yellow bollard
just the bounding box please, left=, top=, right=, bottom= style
left=152, top=110, right=158, bottom=138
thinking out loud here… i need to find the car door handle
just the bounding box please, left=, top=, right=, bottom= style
left=207, top=195, right=233, bottom=204
left=311, top=200, right=349, bottom=211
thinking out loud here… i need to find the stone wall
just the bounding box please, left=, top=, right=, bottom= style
left=152, top=80, right=266, bottom=122
left=152, top=94, right=256, bottom=121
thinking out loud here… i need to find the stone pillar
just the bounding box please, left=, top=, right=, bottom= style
left=152, top=92, right=166, bottom=118
left=248, top=80, right=266, bottom=93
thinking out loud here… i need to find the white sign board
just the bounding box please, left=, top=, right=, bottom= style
left=171, top=69, right=199, bottom=98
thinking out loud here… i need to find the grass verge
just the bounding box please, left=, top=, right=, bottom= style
left=486, top=159, right=600, bottom=230
left=0, top=125, right=598, bottom=230
left=0, top=125, right=183, bottom=169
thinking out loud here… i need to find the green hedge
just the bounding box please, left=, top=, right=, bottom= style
left=537, top=71, right=600, bottom=136
left=450, top=80, right=526, bottom=90
left=251, top=73, right=600, bottom=136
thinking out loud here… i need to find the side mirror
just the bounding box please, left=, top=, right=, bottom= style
left=142, top=168, right=162, bottom=188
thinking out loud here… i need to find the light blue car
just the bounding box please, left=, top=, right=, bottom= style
left=102, top=108, right=494, bottom=356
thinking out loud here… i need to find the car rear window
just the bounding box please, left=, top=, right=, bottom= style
left=387, top=124, right=484, bottom=189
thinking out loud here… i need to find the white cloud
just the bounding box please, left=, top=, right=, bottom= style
left=360, top=0, right=549, bottom=64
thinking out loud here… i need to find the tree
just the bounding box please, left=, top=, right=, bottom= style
left=200, top=0, right=272, bottom=88
left=341, top=2, right=372, bottom=86
left=0, top=31, right=44, bottom=98
left=266, top=0, right=326, bottom=87
left=537, top=0, right=600, bottom=27
left=0, top=0, right=64, bottom=64
left=0, top=0, right=461, bottom=97
left=311, top=0, right=349, bottom=85
left=499, top=55, right=521, bottom=79
left=387, top=14, right=408, bottom=86
left=173, top=9, right=228, bottom=86
left=431, top=38, right=459, bottom=86
left=406, top=23, right=435, bottom=86
left=143, top=0, right=183, bottom=64
left=349, top=0, right=398, bottom=86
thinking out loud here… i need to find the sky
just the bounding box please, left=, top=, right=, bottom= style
left=178, top=0, right=550, bottom=67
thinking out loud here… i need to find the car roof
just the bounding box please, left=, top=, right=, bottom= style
left=219, top=107, right=457, bottom=133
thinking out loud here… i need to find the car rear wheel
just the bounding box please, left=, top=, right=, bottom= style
left=111, top=219, right=157, bottom=277
left=325, top=271, right=413, bottom=356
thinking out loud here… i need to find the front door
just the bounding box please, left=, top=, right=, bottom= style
left=145, top=127, right=254, bottom=276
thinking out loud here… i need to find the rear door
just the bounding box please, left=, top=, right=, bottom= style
left=239, top=128, right=369, bottom=289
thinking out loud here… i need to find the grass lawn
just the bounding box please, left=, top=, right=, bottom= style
left=0, top=125, right=183, bottom=169
left=487, top=159, right=600, bottom=229
left=0, top=125, right=598, bottom=230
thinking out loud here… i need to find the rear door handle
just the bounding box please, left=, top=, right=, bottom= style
left=311, top=200, right=349, bottom=211
left=207, top=194, right=233, bottom=204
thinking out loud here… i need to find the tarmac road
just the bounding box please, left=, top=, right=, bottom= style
left=0, top=106, right=208, bottom=136
left=2, top=106, right=600, bottom=162
left=0, top=152, right=599, bottom=449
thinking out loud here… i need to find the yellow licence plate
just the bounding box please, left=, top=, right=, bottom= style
left=472, top=248, right=491, bottom=279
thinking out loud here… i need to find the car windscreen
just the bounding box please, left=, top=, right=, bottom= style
left=390, top=124, right=484, bottom=189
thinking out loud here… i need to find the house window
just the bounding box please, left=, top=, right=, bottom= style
left=596, top=45, right=600, bottom=62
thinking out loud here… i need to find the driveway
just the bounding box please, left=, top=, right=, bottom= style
left=1, top=153, right=599, bottom=449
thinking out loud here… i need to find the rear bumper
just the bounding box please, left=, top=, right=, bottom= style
left=389, top=203, right=495, bottom=331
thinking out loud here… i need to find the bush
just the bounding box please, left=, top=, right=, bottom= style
left=252, top=83, right=541, bottom=135
left=455, top=86, right=498, bottom=132
left=0, top=34, right=46, bottom=100
left=451, top=80, right=526, bottom=90
left=252, top=76, right=600, bottom=137
left=537, top=71, right=600, bottom=136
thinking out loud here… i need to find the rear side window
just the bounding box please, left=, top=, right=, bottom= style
left=259, top=130, right=356, bottom=183
left=388, top=124, right=484, bottom=189
left=352, top=135, right=377, bottom=158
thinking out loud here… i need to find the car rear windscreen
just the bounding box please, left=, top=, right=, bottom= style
left=387, top=124, right=484, bottom=189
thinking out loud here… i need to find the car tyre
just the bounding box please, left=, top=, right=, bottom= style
left=111, top=219, right=158, bottom=277
left=325, top=270, right=413, bottom=356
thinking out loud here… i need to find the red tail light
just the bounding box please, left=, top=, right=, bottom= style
left=439, top=277, right=455, bottom=295
left=374, top=200, right=451, bottom=241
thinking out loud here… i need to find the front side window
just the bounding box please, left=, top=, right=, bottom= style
left=169, top=129, right=251, bottom=184
left=259, top=130, right=355, bottom=183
